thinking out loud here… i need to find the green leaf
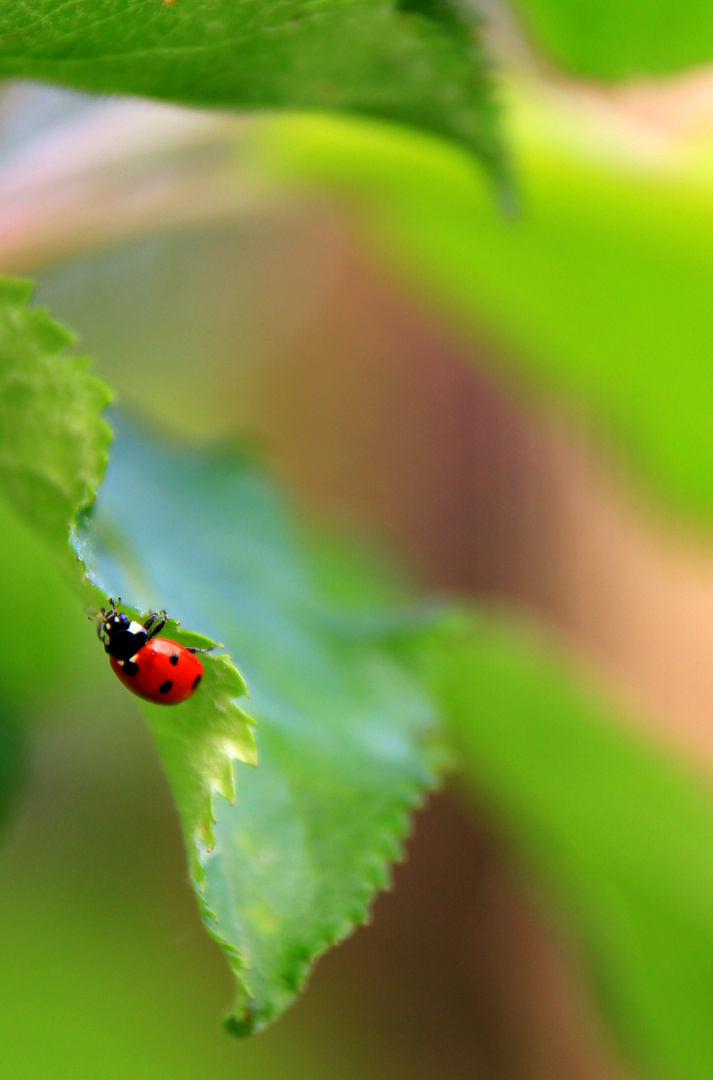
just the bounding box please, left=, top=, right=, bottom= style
left=430, top=612, right=713, bottom=1080
left=0, top=0, right=506, bottom=186
left=0, top=278, right=112, bottom=555
left=0, top=277, right=115, bottom=827
left=0, top=277, right=439, bottom=1030
left=508, top=0, right=713, bottom=80
left=0, top=274, right=255, bottom=903
left=77, top=414, right=442, bottom=1033
left=252, top=111, right=713, bottom=526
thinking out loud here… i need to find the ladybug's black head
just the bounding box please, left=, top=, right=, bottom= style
left=98, top=599, right=149, bottom=662
left=104, top=610, right=129, bottom=631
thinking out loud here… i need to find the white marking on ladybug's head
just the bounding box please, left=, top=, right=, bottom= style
left=128, top=621, right=143, bottom=635
left=130, top=653, right=140, bottom=664
left=117, top=659, right=125, bottom=667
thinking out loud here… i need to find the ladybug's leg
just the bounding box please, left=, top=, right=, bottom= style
left=144, top=610, right=168, bottom=640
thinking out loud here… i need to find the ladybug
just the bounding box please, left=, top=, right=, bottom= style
left=97, top=598, right=207, bottom=705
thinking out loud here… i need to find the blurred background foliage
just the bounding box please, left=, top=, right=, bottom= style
left=5, top=1, right=713, bottom=1078
left=505, top=0, right=713, bottom=79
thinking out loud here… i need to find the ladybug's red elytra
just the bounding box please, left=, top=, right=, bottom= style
left=97, top=598, right=207, bottom=705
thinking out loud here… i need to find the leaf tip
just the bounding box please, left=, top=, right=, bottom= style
left=223, top=1012, right=257, bottom=1039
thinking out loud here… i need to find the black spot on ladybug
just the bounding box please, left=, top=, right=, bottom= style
left=170, top=652, right=179, bottom=665
left=192, top=674, right=202, bottom=690
left=124, top=660, right=139, bottom=676
left=159, top=680, right=173, bottom=695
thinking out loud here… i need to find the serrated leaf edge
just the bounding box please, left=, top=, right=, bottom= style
left=213, top=745, right=445, bottom=1034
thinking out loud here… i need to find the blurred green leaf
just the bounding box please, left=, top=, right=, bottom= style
left=254, top=112, right=713, bottom=526
left=0, top=278, right=112, bottom=554
left=0, top=278, right=114, bottom=826
left=0, top=494, right=104, bottom=710
left=0, top=0, right=506, bottom=185
left=430, top=612, right=713, bottom=1080
left=509, top=0, right=713, bottom=80
left=79, top=415, right=442, bottom=1033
